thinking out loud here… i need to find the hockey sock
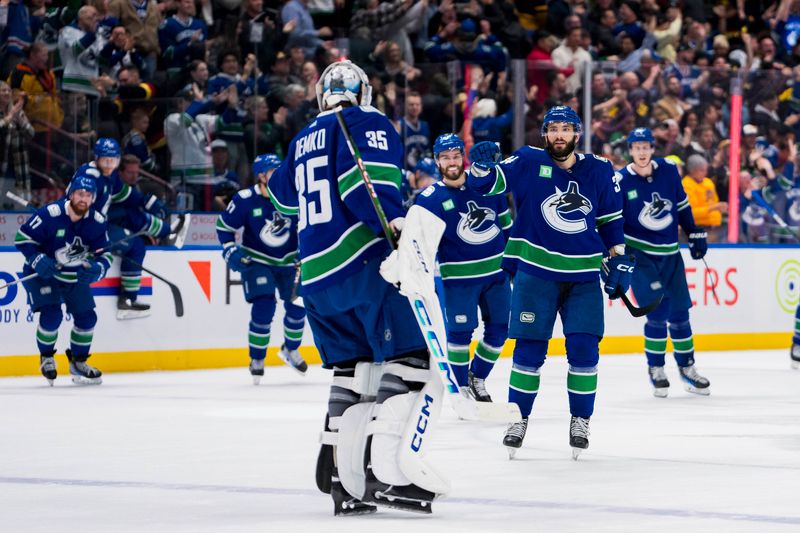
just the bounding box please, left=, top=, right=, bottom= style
left=508, top=339, right=547, bottom=418
left=69, top=310, right=97, bottom=360
left=793, top=304, right=800, bottom=345
left=283, top=301, right=306, bottom=352
left=36, top=305, right=62, bottom=355
left=566, top=333, right=599, bottom=418
left=644, top=319, right=668, bottom=367
left=120, top=272, right=142, bottom=301
left=669, top=312, right=694, bottom=367
left=471, top=340, right=502, bottom=380
left=447, top=330, right=471, bottom=387
left=249, top=297, right=276, bottom=360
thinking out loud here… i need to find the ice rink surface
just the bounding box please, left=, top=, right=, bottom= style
left=1, top=349, right=798, bottom=533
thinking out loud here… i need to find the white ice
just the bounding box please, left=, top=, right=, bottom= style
left=1, top=349, right=798, bottom=533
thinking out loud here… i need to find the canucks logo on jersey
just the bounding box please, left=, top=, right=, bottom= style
left=457, top=201, right=500, bottom=244
left=259, top=211, right=292, bottom=248
left=55, top=237, right=90, bottom=267
left=638, top=192, right=674, bottom=231
left=541, top=181, right=593, bottom=234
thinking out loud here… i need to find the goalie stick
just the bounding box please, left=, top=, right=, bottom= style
left=335, top=106, right=520, bottom=423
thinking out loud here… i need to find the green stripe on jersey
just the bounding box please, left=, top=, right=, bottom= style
left=241, top=245, right=297, bottom=266
left=487, top=166, right=507, bottom=196
left=216, top=217, right=237, bottom=233
left=567, top=370, right=597, bottom=394
left=301, top=223, right=381, bottom=286
left=596, top=210, right=622, bottom=226
left=338, top=163, right=402, bottom=200
left=625, top=235, right=679, bottom=255
left=439, top=253, right=503, bottom=280
left=498, top=210, right=513, bottom=229
left=505, top=238, right=602, bottom=273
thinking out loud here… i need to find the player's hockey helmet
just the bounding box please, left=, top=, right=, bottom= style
left=627, top=127, right=655, bottom=146
left=252, top=153, right=282, bottom=177
left=433, top=133, right=465, bottom=158
left=68, top=175, right=97, bottom=202
left=415, top=156, right=440, bottom=180
left=316, top=60, right=372, bottom=110
left=94, top=137, right=121, bottom=158
left=541, top=105, right=583, bottom=136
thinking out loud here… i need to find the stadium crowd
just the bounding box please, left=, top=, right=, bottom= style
left=2, top=0, right=800, bottom=242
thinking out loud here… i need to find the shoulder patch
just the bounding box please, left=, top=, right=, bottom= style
left=239, top=189, right=253, bottom=199
left=592, top=154, right=609, bottom=163
left=501, top=155, right=519, bottom=165
left=420, top=185, right=436, bottom=197
left=93, top=211, right=106, bottom=224
left=86, top=168, right=101, bottom=178
left=47, top=204, right=62, bottom=217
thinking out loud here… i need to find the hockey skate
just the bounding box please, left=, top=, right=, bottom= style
left=249, top=358, right=265, bottom=385
left=164, top=213, right=191, bottom=249
left=362, top=461, right=435, bottom=514
left=678, top=364, right=710, bottom=395
left=647, top=365, right=669, bottom=398
left=503, top=417, right=528, bottom=459
left=39, top=351, right=57, bottom=386
left=116, top=295, right=151, bottom=320
left=569, top=416, right=590, bottom=460
left=791, top=343, right=800, bottom=370
left=331, top=468, right=377, bottom=517
left=468, top=371, right=492, bottom=402
left=278, top=345, right=308, bottom=376
left=66, top=349, right=102, bottom=385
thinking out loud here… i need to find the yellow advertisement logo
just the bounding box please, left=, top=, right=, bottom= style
left=775, top=260, right=800, bottom=313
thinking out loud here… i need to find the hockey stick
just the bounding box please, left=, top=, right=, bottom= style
left=701, top=257, right=720, bottom=303
left=5, top=190, right=35, bottom=209
left=118, top=255, right=184, bottom=317
left=618, top=290, right=661, bottom=318
left=752, top=190, right=800, bottom=243
left=335, top=106, right=520, bottom=423
left=289, top=261, right=302, bottom=302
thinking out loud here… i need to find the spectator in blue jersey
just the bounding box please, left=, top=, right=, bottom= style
left=281, top=0, right=333, bottom=57
left=424, top=17, right=508, bottom=74
left=15, top=175, right=112, bottom=386
left=616, top=127, right=712, bottom=398
left=267, top=60, right=442, bottom=514
left=216, top=153, right=308, bottom=383
left=158, top=0, right=207, bottom=80
left=468, top=105, right=632, bottom=460
left=388, top=133, right=513, bottom=401
left=99, top=25, right=145, bottom=79
left=396, top=90, right=431, bottom=170
left=122, top=106, right=157, bottom=173
left=613, top=1, right=646, bottom=48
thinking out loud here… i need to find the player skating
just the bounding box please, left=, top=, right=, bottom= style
left=396, top=133, right=512, bottom=401
left=14, top=176, right=112, bottom=385
left=467, top=106, right=632, bottom=460
left=268, top=60, right=447, bottom=514
left=617, top=127, right=711, bottom=396
left=216, top=153, right=308, bottom=382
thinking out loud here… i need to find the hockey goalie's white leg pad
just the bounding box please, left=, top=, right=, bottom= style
left=369, top=377, right=451, bottom=496
left=335, top=402, right=375, bottom=500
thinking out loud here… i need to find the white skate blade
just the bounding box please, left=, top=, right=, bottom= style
left=252, top=374, right=262, bottom=386
left=791, top=360, right=800, bottom=370
left=683, top=383, right=710, bottom=396
left=71, top=375, right=102, bottom=386
left=46, top=379, right=54, bottom=387
left=506, top=446, right=518, bottom=460
left=653, top=387, right=668, bottom=398
left=116, top=309, right=151, bottom=320
left=571, top=447, right=583, bottom=461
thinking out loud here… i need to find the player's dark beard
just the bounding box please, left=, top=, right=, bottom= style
left=439, top=162, right=464, bottom=182
left=546, top=138, right=577, bottom=161
left=70, top=198, right=89, bottom=217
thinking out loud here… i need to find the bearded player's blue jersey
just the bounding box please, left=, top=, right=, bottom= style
left=616, top=158, right=698, bottom=255
left=267, top=105, right=405, bottom=294
left=467, top=146, right=624, bottom=282
left=414, top=181, right=512, bottom=287
left=68, top=162, right=143, bottom=218
left=14, top=199, right=112, bottom=284
left=216, top=185, right=299, bottom=266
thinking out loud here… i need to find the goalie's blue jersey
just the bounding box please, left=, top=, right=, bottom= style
left=414, top=181, right=512, bottom=287
left=14, top=199, right=112, bottom=284
left=616, top=158, right=697, bottom=255
left=267, top=105, right=405, bottom=294
left=216, top=185, right=299, bottom=266
left=467, top=146, right=624, bottom=282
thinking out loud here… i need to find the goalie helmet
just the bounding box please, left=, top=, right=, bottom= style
left=315, top=60, right=372, bottom=111
left=541, top=105, right=583, bottom=136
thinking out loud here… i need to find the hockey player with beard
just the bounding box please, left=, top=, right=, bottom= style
left=71, top=138, right=189, bottom=317
left=402, top=133, right=512, bottom=401
left=617, top=127, right=711, bottom=397
left=467, top=106, right=632, bottom=460
left=267, top=60, right=447, bottom=515
left=216, top=153, right=308, bottom=382
left=15, top=176, right=112, bottom=385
